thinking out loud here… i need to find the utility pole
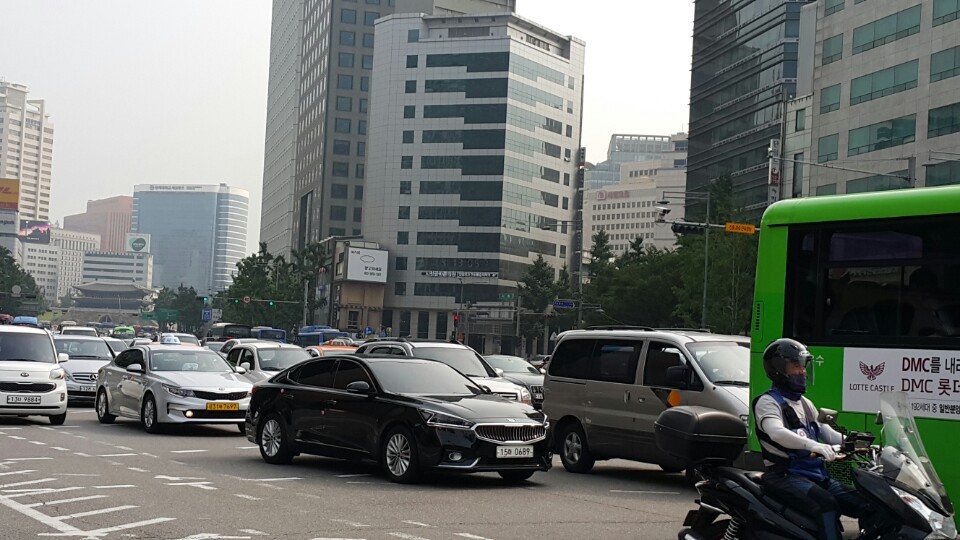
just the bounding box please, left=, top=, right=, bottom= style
left=302, top=278, right=309, bottom=329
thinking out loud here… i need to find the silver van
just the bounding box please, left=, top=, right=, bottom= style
left=543, top=328, right=749, bottom=473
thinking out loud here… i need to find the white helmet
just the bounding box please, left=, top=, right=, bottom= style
left=160, top=335, right=181, bottom=345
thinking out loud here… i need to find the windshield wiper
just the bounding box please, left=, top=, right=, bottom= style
left=260, top=367, right=281, bottom=371
left=1, top=358, right=43, bottom=362
left=713, top=380, right=749, bottom=387
left=67, top=355, right=109, bottom=359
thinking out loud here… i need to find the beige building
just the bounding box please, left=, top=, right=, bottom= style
left=21, top=242, right=60, bottom=305
left=0, top=81, right=54, bottom=221
left=51, top=228, right=101, bottom=303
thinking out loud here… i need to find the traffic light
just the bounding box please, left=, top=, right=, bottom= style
left=196, top=296, right=209, bottom=303
left=671, top=222, right=706, bottom=235
left=233, top=298, right=240, bottom=304
left=268, top=300, right=275, bottom=307
left=453, top=314, right=460, bottom=328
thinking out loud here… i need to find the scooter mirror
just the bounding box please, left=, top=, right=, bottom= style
left=818, top=408, right=839, bottom=427
left=875, top=411, right=884, bottom=426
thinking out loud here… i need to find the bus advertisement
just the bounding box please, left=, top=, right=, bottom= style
left=751, top=185, right=960, bottom=497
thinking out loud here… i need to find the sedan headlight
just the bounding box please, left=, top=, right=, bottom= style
left=419, top=410, right=475, bottom=429
left=891, top=487, right=957, bottom=538
left=50, top=368, right=65, bottom=380
left=162, top=384, right=196, bottom=398
left=519, top=387, right=532, bottom=405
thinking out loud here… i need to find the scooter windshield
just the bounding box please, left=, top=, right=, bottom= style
left=879, top=392, right=953, bottom=515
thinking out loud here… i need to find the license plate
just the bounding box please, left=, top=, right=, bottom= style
left=79, top=386, right=96, bottom=393
left=6, top=395, right=41, bottom=404
left=206, top=402, right=239, bottom=411
left=533, top=393, right=543, bottom=400
left=496, top=445, right=534, bottom=458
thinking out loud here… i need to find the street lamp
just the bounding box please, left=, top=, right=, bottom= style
left=657, top=190, right=711, bottom=330
left=540, top=219, right=585, bottom=329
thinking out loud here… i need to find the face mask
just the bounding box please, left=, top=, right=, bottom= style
left=786, top=374, right=807, bottom=394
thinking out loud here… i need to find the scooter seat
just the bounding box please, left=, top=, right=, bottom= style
left=745, top=471, right=764, bottom=484
left=714, top=467, right=764, bottom=499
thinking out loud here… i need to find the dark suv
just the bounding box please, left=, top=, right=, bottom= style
left=354, top=339, right=531, bottom=405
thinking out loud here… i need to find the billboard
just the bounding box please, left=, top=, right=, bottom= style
left=18, top=220, right=50, bottom=244
left=345, top=247, right=388, bottom=283
left=126, top=233, right=151, bottom=253
left=0, top=179, right=19, bottom=210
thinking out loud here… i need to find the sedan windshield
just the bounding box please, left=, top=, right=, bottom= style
left=149, top=350, right=231, bottom=372
left=257, top=348, right=311, bottom=371
left=103, top=338, right=126, bottom=354
left=484, top=355, right=540, bottom=374
left=686, top=341, right=750, bottom=385
left=175, top=334, right=201, bottom=346
left=369, top=361, right=482, bottom=396
left=413, top=347, right=491, bottom=377
left=0, top=333, right=55, bottom=363
left=54, top=338, right=113, bottom=359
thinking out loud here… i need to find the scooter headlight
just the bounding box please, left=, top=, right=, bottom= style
left=891, top=487, right=957, bottom=539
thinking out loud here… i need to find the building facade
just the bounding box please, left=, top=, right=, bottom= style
left=687, top=0, right=814, bottom=213
left=81, top=251, right=154, bottom=288
left=51, top=228, right=101, bottom=303
left=362, top=12, right=585, bottom=353
left=0, top=81, right=55, bottom=221
left=20, top=242, right=60, bottom=305
left=585, top=134, right=675, bottom=190
left=132, top=184, right=249, bottom=294
left=63, top=196, right=132, bottom=253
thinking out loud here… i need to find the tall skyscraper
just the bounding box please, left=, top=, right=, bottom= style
left=0, top=81, right=54, bottom=221
left=585, top=134, right=675, bottom=190
left=132, top=184, right=249, bottom=294
left=51, top=228, right=101, bottom=302
left=63, top=196, right=132, bottom=253
left=362, top=12, right=585, bottom=352
left=259, top=0, right=515, bottom=255
left=686, top=1, right=813, bottom=213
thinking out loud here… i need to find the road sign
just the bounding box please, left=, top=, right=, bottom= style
left=498, top=293, right=514, bottom=300
left=141, top=311, right=157, bottom=321
left=553, top=300, right=576, bottom=309
left=724, top=222, right=757, bottom=235
left=550, top=332, right=558, bottom=341
left=11, top=285, right=21, bottom=298
left=156, top=308, right=178, bottom=321
left=212, top=308, right=223, bottom=322
left=242, top=296, right=251, bottom=304
left=201, top=308, right=212, bottom=322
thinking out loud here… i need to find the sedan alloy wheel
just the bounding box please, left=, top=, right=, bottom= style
left=382, top=426, right=420, bottom=484
left=258, top=413, right=293, bottom=464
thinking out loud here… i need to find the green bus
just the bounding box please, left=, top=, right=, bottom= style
left=751, top=185, right=960, bottom=497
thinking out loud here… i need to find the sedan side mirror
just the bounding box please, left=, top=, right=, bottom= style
left=664, top=365, right=691, bottom=390
left=479, top=385, right=492, bottom=394
left=539, top=368, right=546, bottom=375
left=239, top=362, right=251, bottom=371
left=235, top=366, right=247, bottom=374
left=57, top=353, right=69, bottom=363
left=346, top=381, right=374, bottom=395
left=494, top=367, right=505, bottom=377
left=126, top=363, right=144, bottom=373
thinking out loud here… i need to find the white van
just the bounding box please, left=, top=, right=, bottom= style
left=543, top=328, right=749, bottom=473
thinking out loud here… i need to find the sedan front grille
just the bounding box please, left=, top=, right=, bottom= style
left=193, top=390, right=248, bottom=401
left=0, top=382, right=56, bottom=393
left=475, top=424, right=546, bottom=444
left=71, top=372, right=98, bottom=383
left=496, top=392, right=518, bottom=401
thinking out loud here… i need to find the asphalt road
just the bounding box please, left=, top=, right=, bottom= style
left=0, top=406, right=697, bottom=540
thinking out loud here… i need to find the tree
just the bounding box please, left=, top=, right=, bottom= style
left=0, top=246, right=41, bottom=315
left=153, top=285, right=204, bottom=334
left=517, top=255, right=558, bottom=344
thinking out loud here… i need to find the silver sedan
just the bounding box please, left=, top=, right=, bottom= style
left=95, top=344, right=252, bottom=434
left=225, top=342, right=312, bottom=384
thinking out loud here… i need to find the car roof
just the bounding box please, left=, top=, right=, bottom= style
left=53, top=335, right=105, bottom=341
left=245, top=342, right=302, bottom=349
left=555, top=328, right=749, bottom=344
left=140, top=344, right=217, bottom=352
left=361, top=339, right=466, bottom=349
left=0, top=325, right=49, bottom=335
left=327, top=353, right=453, bottom=366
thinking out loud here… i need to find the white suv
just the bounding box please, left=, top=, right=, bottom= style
left=0, top=326, right=69, bottom=424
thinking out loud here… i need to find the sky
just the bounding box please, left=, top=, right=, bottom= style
left=0, top=0, right=694, bottom=255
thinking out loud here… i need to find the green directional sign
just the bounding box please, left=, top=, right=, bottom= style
left=141, top=311, right=157, bottom=321
left=156, top=308, right=179, bottom=321
left=498, top=293, right=514, bottom=300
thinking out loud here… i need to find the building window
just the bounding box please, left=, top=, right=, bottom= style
left=333, top=140, right=351, bottom=155
left=818, top=134, right=839, bottom=163
left=400, top=181, right=411, bottom=194
left=402, top=130, right=414, bottom=143
left=406, top=55, right=418, bottom=68
left=822, top=34, right=843, bottom=65
left=332, top=162, right=350, bottom=177
left=934, top=0, right=960, bottom=26
left=364, top=11, right=379, bottom=25
left=398, top=206, right=410, bottom=219
left=335, top=118, right=352, bottom=133
left=357, top=142, right=365, bottom=157
left=395, top=282, right=406, bottom=296
left=331, top=184, right=349, bottom=199
left=825, top=0, right=844, bottom=16
left=362, top=55, right=373, bottom=69
left=336, top=96, right=353, bottom=111
left=931, top=45, right=960, bottom=82
left=820, top=84, right=841, bottom=114
left=417, top=311, right=430, bottom=339
left=395, top=257, right=407, bottom=270
left=360, top=76, right=369, bottom=91
left=401, top=156, right=413, bottom=169
left=397, top=231, right=408, bottom=245
left=795, top=109, right=806, bottom=131
left=353, top=207, right=362, bottom=222
left=435, top=312, right=447, bottom=340
left=929, top=102, right=960, bottom=138
left=408, top=29, right=419, bottom=42
left=361, top=33, right=374, bottom=48
left=926, top=160, right=960, bottom=187
left=404, top=106, right=416, bottom=119
left=792, top=152, right=805, bottom=198
left=359, top=99, right=368, bottom=113
left=852, top=6, right=921, bottom=55
left=358, top=120, right=367, bottom=135
left=847, top=114, right=916, bottom=157
left=356, top=163, right=365, bottom=178
left=337, top=74, right=353, bottom=90
left=341, top=9, right=357, bottom=24
left=405, top=80, right=417, bottom=93
left=338, top=52, right=355, bottom=68
left=355, top=186, right=364, bottom=200
left=339, top=31, right=356, bottom=46
left=330, top=206, right=347, bottom=221
left=850, top=60, right=918, bottom=105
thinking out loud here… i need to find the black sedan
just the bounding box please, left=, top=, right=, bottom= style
left=245, top=355, right=551, bottom=484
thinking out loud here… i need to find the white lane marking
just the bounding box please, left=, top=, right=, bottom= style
left=98, top=453, right=138, bottom=457
left=235, top=446, right=257, bottom=450
left=0, top=491, right=84, bottom=535
left=238, top=530, right=268, bottom=536
left=141, top=452, right=159, bottom=458
left=60, top=504, right=139, bottom=520
left=310, top=538, right=367, bottom=540
left=256, top=483, right=283, bottom=490
left=25, top=495, right=108, bottom=508
left=455, top=534, right=494, bottom=540
left=72, top=453, right=90, bottom=457
left=331, top=519, right=370, bottom=528
left=55, top=474, right=100, bottom=477
left=38, top=517, right=175, bottom=537
left=3, top=487, right=84, bottom=497
left=170, top=535, right=251, bottom=540
left=127, top=467, right=149, bottom=473
left=388, top=533, right=430, bottom=540
left=402, top=521, right=431, bottom=528
left=92, top=484, right=136, bottom=489
left=0, top=478, right=56, bottom=489
left=166, top=482, right=217, bottom=490
left=0, top=427, right=22, bottom=429
left=233, top=494, right=262, bottom=501
left=8, top=435, right=25, bottom=440
left=337, top=474, right=371, bottom=478
left=346, top=481, right=374, bottom=484
left=170, top=449, right=207, bottom=454
left=609, top=489, right=681, bottom=495
left=59, top=425, right=81, bottom=428
left=170, top=460, right=186, bottom=465
left=51, top=447, right=70, bottom=452
left=298, top=492, right=323, bottom=499
left=39, top=427, right=55, bottom=431
left=156, top=475, right=204, bottom=481
left=113, top=446, right=134, bottom=451
left=0, top=470, right=35, bottom=477
left=244, top=477, right=300, bottom=482
left=72, top=435, right=87, bottom=439
left=6, top=457, right=52, bottom=461
left=29, top=441, right=47, bottom=446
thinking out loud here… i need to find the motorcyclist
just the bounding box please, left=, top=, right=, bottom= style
left=753, top=338, right=870, bottom=540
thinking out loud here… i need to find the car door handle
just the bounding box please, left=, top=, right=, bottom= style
left=624, top=391, right=631, bottom=403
